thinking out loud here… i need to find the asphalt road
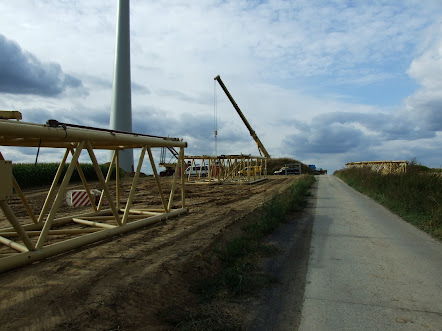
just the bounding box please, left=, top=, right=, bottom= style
left=299, top=175, right=442, bottom=330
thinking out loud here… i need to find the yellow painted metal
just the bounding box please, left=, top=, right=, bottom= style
left=98, top=150, right=118, bottom=211
left=38, top=148, right=70, bottom=223
left=116, top=151, right=121, bottom=209
left=120, top=209, right=162, bottom=216
left=0, top=201, right=34, bottom=251
left=180, top=147, right=186, bottom=208
left=86, top=141, right=121, bottom=226
left=0, top=119, right=188, bottom=272
left=0, top=120, right=186, bottom=149
left=36, top=141, right=85, bottom=249
left=0, top=208, right=188, bottom=273
left=79, top=215, right=145, bottom=221
left=147, top=147, right=167, bottom=212
left=183, top=154, right=267, bottom=184
left=72, top=218, right=117, bottom=229
left=346, top=161, right=408, bottom=174
left=168, top=154, right=180, bottom=212
left=0, top=110, right=22, bottom=120
left=214, top=76, right=270, bottom=158
left=121, top=146, right=146, bottom=225
left=70, top=148, right=98, bottom=212
left=11, top=175, right=38, bottom=224
left=0, top=160, right=13, bottom=200
left=0, top=236, right=28, bottom=253
left=0, top=228, right=102, bottom=237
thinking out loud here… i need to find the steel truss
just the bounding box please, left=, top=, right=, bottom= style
left=0, top=119, right=187, bottom=273
left=346, top=160, right=408, bottom=174
left=184, top=154, right=267, bottom=184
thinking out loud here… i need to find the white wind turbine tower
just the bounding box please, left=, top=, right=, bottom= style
left=109, top=0, right=134, bottom=172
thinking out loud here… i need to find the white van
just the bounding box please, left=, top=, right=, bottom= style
left=185, top=165, right=209, bottom=177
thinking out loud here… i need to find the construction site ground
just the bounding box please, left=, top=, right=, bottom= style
left=0, top=175, right=304, bottom=330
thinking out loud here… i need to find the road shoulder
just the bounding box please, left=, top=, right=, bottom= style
left=251, top=179, right=318, bottom=330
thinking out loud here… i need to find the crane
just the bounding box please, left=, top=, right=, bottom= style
left=214, top=75, right=270, bottom=158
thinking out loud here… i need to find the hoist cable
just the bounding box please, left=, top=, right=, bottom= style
left=34, top=138, right=42, bottom=166
left=214, top=79, right=218, bottom=156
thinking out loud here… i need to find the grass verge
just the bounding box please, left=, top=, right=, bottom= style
left=334, top=165, right=442, bottom=240
left=159, top=175, right=315, bottom=330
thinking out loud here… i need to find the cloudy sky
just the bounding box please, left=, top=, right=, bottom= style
left=1, top=0, right=441, bottom=173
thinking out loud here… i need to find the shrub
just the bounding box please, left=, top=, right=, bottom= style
left=12, top=163, right=125, bottom=189
left=335, top=164, right=442, bottom=240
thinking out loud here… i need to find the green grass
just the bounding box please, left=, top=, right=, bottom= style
left=209, top=175, right=314, bottom=297
left=334, top=164, right=442, bottom=240
left=161, top=175, right=315, bottom=329
left=12, top=163, right=125, bottom=189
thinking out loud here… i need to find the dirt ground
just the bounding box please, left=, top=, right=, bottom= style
left=0, top=176, right=300, bottom=330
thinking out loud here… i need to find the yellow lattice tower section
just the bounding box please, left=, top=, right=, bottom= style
left=0, top=118, right=187, bottom=273
left=346, top=161, right=408, bottom=174
left=184, top=154, right=267, bottom=184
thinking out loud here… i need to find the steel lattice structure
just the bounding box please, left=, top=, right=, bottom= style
left=0, top=119, right=187, bottom=273
left=184, top=154, right=268, bottom=184
left=346, top=161, right=408, bottom=174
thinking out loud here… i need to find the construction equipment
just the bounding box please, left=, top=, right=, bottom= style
left=0, top=118, right=187, bottom=272
left=214, top=75, right=270, bottom=158
left=159, top=146, right=180, bottom=176
left=238, top=165, right=262, bottom=176
left=274, top=163, right=301, bottom=175
left=346, top=161, right=407, bottom=174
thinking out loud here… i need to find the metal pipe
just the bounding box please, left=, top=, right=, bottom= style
left=0, top=228, right=102, bottom=237
left=121, top=146, right=146, bottom=225
left=168, top=152, right=181, bottom=211
left=72, top=218, right=116, bottom=229
left=38, top=148, right=70, bottom=223
left=0, top=120, right=186, bottom=149
left=0, top=208, right=188, bottom=273
left=70, top=148, right=98, bottom=212
left=0, top=200, right=34, bottom=251
left=147, top=147, right=167, bottom=212
left=0, top=236, right=28, bottom=253
left=180, top=147, right=186, bottom=208
left=36, top=141, right=85, bottom=249
left=116, top=150, right=121, bottom=209
left=98, top=150, right=118, bottom=211
left=79, top=215, right=143, bottom=221
left=86, top=142, right=121, bottom=226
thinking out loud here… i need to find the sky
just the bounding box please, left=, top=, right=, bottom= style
left=1, top=0, right=441, bottom=174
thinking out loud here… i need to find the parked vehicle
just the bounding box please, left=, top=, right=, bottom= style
left=185, top=165, right=209, bottom=177
left=274, top=166, right=301, bottom=175
left=238, top=165, right=262, bottom=176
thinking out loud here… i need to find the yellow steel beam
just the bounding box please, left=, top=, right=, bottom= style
left=0, top=200, right=34, bottom=251
left=121, top=146, right=147, bottom=225
left=0, top=110, right=22, bottom=120
left=36, top=141, right=85, bottom=249
left=0, top=208, right=188, bottom=273
left=0, top=119, right=188, bottom=273
left=147, top=147, right=167, bottom=212
left=38, top=148, right=70, bottom=223
left=85, top=141, right=121, bottom=226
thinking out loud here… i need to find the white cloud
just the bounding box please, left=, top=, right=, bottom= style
left=0, top=1, right=441, bottom=173
left=408, top=25, right=442, bottom=89
left=406, top=24, right=442, bottom=132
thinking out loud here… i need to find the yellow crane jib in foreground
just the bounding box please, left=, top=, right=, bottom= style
left=214, top=75, right=270, bottom=159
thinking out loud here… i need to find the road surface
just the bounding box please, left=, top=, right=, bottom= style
left=299, top=175, right=442, bottom=330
